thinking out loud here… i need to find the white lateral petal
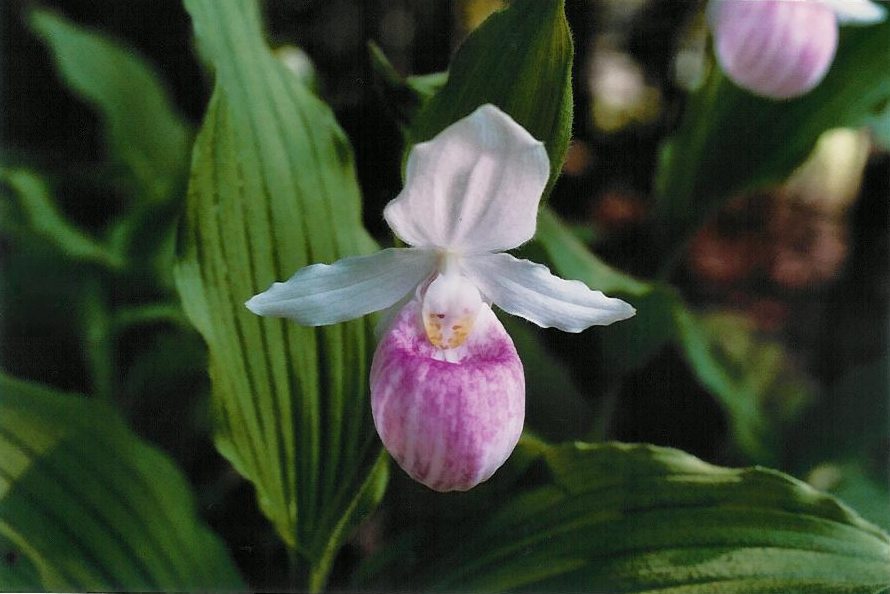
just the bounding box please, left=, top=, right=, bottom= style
left=462, top=252, right=636, bottom=332
left=820, top=0, right=886, bottom=24
left=245, top=248, right=437, bottom=325
left=384, top=104, right=550, bottom=253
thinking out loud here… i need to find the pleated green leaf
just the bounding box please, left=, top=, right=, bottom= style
left=655, top=18, right=890, bottom=252
left=406, top=442, right=890, bottom=593
left=30, top=8, right=190, bottom=204
left=408, top=0, right=573, bottom=193
left=174, top=0, right=386, bottom=587
left=0, top=373, right=243, bottom=592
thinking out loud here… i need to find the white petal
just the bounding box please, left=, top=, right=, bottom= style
left=820, top=0, right=886, bottom=24
left=384, top=104, right=550, bottom=253
left=245, top=248, right=437, bottom=325
left=462, top=252, right=636, bottom=332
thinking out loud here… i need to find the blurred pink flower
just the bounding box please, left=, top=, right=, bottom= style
left=247, top=105, right=634, bottom=491
left=708, top=0, right=885, bottom=99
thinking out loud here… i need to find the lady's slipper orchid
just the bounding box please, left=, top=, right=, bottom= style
left=246, top=104, right=635, bottom=491
left=708, top=0, right=886, bottom=100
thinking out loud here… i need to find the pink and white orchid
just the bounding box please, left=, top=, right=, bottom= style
left=246, top=104, right=635, bottom=491
left=708, top=0, right=886, bottom=100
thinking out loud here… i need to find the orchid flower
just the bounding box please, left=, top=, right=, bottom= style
left=246, top=104, right=635, bottom=491
left=708, top=0, right=886, bottom=100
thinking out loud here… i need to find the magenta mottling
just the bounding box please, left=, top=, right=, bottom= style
left=712, top=0, right=838, bottom=100
left=370, top=300, right=525, bottom=492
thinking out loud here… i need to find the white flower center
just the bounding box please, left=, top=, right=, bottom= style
left=421, top=255, right=483, bottom=360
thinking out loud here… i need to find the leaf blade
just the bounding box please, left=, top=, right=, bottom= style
left=175, top=0, right=386, bottom=585
left=409, top=0, right=573, bottom=193
left=405, top=442, right=890, bottom=593
left=29, top=8, right=191, bottom=204
left=1, top=168, right=124, bottom=270
left=0, top=373, right=243, bottom=592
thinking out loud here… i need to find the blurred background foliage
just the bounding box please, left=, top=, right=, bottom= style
left=1, top=0, right=888, bottom=591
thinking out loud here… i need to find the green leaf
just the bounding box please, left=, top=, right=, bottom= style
left=407, top=72, right=449, bottom=100
left=111, top=302, right=191, bottom=335
left=535, top=207, right=651, bottom=297
left=0, top=531, right=42, bottom=592
left=809, top=460, right=890, bottom=535
left=791, top=357, right=890, bottom=531
left=0, top=373, right=243, bottom=591
left=391, top=441, right=890, bottom=593
left=78, top=279, right=115, bottom=403
left=533, top=207, right=676, bottom=374
left=29, top=9, right=191, bottom=204
left=368, top=42, right=446, bottom=132
left=598, top=284, right=681, bottom=375
left=0, top=168, right=124, bottom=270
left=655, top=19, right=890, bottom=253
left=175, top=0, right=386, bottom=587
left=534, top=210, right=814, bottom=460
left=408, top=0, right=573, bottom=193
left=674, top=310, right=814, bottom=464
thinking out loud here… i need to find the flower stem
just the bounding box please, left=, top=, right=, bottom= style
left=587, top=378, right=623, bottom=442
left=287, top=546, right=308, bottom=592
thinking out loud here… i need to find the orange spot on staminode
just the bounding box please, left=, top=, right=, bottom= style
left=424, top=313, right=475, bottom=352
